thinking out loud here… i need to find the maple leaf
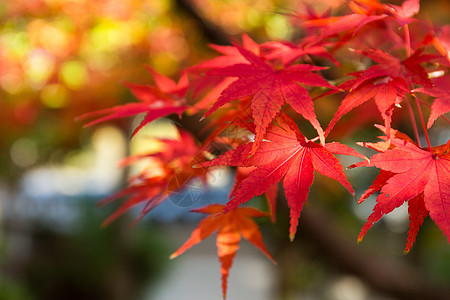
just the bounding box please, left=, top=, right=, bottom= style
left=99, top=177, right=167, bottom=227
left=324, top=76, right=409, bottom=138
left=348, top=0, right=385, bottom=15
left=203, top=44, right=335, bottom=152
left=405, top=193, right=428, bottom=252
left=300, top=0, right=387, bottom=39
left=357, top=170, right=396, bottom=204
left=350, top=0, right=420, bottom=27
left=99, top=129, right=206, bottom=227
left=433, top=24, right=450, bottom=62
left=232, top=166, right=279, bottom=223
left=188, top=34, right=260, bottom=111
left=189, top=34, right=259, bottom=74
left=197, top=114, right=365, bottom=240
left=261, top=38, right=339, bottom=67
left=170, top=204, right=275, bottom=299
left=78, top=68, right=188, bottom=136
left=325, top=47, right=439, bottom=137
left=315, top=14, right=387, bottom=41
left=355, top=133, right=450, bottom=252
left=300, top=0, right=422, bottom=55
left=413, top=75, right=450, bottom=129
left=301, top=0, right=387, bottom=40
left=290, top=2, right=332, bottom=23
left=384, top=0, right=420, bottom=27
left=199, top=96, right=254, bottom=148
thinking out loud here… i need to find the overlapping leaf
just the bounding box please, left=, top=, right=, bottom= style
left=232, top=166, right=279, bottom=223
left=77, top=3, right=450, bottom=292
left=203, top=44, right=335, bottom=152
left=99, top=129, right=205, bottom=226
left=306, top=0, right=420, bottom=37
left=261, top=38, right=338, bottom=67
left=198, top=114, right=365, bottom=240
left=325, top=47, right=439, bottom=137
left=79, top=68, right=188, bottom=136
left=355, top=131, right=450, bottom=252
left=414, top=75, right=450, bottom=129
left=188, top=34, right=259, bottom=111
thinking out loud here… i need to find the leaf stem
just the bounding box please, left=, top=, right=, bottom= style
left=417, top=96, right=450, bottom=125
left=405, top=98, right=421, bottom=147
left=404, top=24, right=411, bottom=57
left=413, top=94, right=432, bottom=152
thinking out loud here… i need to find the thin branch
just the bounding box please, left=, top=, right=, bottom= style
left=406, top=97, right=421, bottom=147
left=417, top=95, right=450, bottom=125
left=404, top=24, right=411, bottom=57
left=413, top=94, right=433, bottom=151
left=173, top=0, right=231, bottom=45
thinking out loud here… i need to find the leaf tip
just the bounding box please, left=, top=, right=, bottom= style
left=289, top=233, right=296, bottom=242
left=100, top=220, right=109, bottom=229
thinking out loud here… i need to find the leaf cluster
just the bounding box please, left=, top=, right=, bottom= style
left=80, top=0, right=450, bottom=298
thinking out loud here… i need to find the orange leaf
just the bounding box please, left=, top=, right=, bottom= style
left=170, top=204, right=275, bottom=299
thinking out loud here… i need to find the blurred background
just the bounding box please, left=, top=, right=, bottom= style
left=0, top=0, right=449, bottom=299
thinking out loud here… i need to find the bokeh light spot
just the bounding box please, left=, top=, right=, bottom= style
left=10, top=138, right=39, bottom=168
left=24, top=49, right=55, bottom=89
left=265, top=14, right=291, bottom=40
left=0, top=69, right=24, bottom=94
left=151, top=52, right=179, bottom=76
left=41, top=22, right=70, bottom=55
left=1, top=30, right=32, bottom=60
left=40, top=84, right=68, bottom=108
left=84, top=51, right=119, bottom=73
left=246, top=8, right=263, bottom=28
left=59, top=60, right=88, bottom=89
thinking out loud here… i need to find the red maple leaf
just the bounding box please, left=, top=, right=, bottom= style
left=188, top=34, right=259, bottom=111
left=232, top=166, right=279, bottom=223
left=301, top=0, right=386, bottom=40
left=325, top=47, right=439, bottom=137
left=203, top=44, right=336, bottom=152
left=355, top=132, right=450, bottom=252
left=261, top=38, right=338, bottom=67
left=302, top=0, right=420, bottom=42
left=197, top=114, right=365, bottom=239
left=99, top=129, right=206, bottom=226
left=384, top=0, right=420, bottom=27
left=356, top=48, right=436, bottom=87
left=189, top=34, right=259, bottom=74
left=78, top=67, right=188, bottom=136
left=170, top=204, right=275, bottom=299
left=433, top=24, right=450, bottom=62
left=305, top=0, right=419, bottom=38
left=414, top=75, right=450, bottom=129
left=198, top=96, right=254, bottom=148
left=324, top=76, right=409, bottom=138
